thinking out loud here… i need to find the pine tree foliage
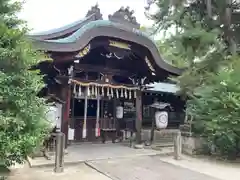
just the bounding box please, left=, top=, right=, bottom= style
left=187, top=58, right=240, bottom=157
left=146, top=0, right=240, bottom=158
left=0, top=0, right=49, bottom=166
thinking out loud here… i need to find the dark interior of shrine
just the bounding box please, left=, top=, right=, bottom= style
left=44, top=37, right=171, bottom=82
left=74, top=47, right=154, bottom=83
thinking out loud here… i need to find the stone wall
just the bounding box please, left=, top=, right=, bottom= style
left=141, top=128, right=206, bottom=156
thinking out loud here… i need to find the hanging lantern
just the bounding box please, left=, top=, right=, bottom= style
left=116, top=105, right=123, bottom=119
left=155, top=111, right=168, bottom=129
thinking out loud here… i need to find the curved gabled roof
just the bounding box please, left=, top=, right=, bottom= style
left=29, top=6, right=183, bottom=76
left=28, top=14, right=97, bottom=40
left=28, top=4, right=103, bottom=40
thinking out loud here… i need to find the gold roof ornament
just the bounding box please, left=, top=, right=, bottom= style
left=77, top=44, right=91, bottom=58
left=41, top=52, right=53, bottom=61
left=109, top=40, right=131, bottom=50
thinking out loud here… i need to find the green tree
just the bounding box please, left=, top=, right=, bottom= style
left=156, top=40, right=189, bottom=68
left=0, top=0, right=49, bottom=166
left=187, top=58, right=240, bottom=158
left=146, top=0, right=240, bottom=158
left=140, top=26, right=188, bottom=68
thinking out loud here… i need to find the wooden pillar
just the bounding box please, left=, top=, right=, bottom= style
left=135, top=89, right=142, bottom=144
left=61, top=86, right=71, bottom=148
left=83, top=87, right=88, bottom=139
left=150, top=107, right=155, bottom=144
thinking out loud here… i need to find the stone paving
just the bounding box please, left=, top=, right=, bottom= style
left=29, top=143, right=173, bottom=167
left=7, top=164, right=111, bottom=180
left=6, top=143, right=239, bottom=180
left=86, top=156, right=220, bottom=180
left=159, top=155, right=240, bottom=180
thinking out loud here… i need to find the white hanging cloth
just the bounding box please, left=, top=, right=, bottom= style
left=73, top=84, right=76, bottom=96
left=78, top=85, right=82, bottom=97
left=87, top=86, right=90, bottom=96
left=121, top=88, right=124, bottom=97
left=116, top=89, right=119, bottom=98
left=134, top=90, right=137, bottom=98
left=124, top=89, right=127, bottom=98
left=107, top=87, right=110, bottom=96
left=111, top=88, right=114, bottom=98
left=129, top=90, right=132, bottom=99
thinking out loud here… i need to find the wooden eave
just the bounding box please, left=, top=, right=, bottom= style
left=31, top=24, right=183, bottom=76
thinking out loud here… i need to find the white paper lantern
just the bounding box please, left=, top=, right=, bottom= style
left=155, top=111, right=168, bottom=129
left=116, top=106, right=123, bottom=119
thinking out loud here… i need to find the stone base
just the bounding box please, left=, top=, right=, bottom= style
left=182, top=136, right=205, bottom=155
left=134, top=144, right=144, bottom=149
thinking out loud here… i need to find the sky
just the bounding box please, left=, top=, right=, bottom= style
left=19, top=0, right=154, bottom=33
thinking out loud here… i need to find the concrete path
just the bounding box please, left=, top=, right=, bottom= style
left=159, top=155, right=240, bottom=180
left=6, top=154, right=240, bottom=180
left=7, top=164, right=111, bottom=180
left=7, top=143, right=240, bottom=180
left=29, top=143, right=172, bottom=168
left=86, top=156, right=220, bottom=180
